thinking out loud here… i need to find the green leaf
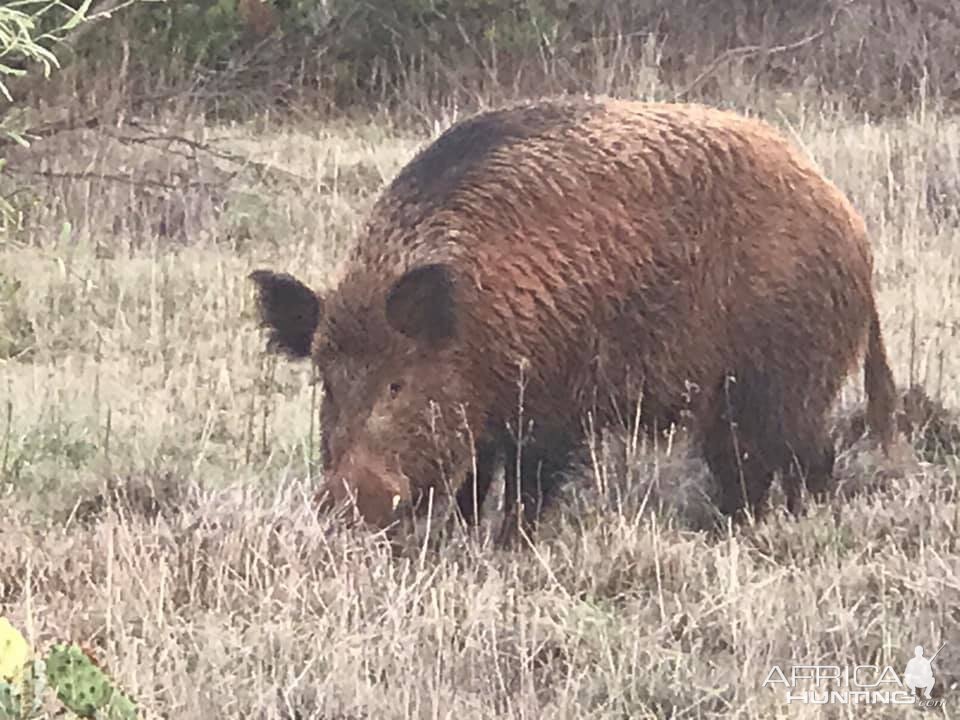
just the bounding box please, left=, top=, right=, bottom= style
left=61, top=0, right=94, bottom=32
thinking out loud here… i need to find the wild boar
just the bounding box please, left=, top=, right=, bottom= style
left=248, top=97, right=897, bottom=544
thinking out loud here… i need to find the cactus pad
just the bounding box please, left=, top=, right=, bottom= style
left=0, top=681, right=17, bottom=720
left=45, top=643, right=137, bottom=719
left=0, top=618, right=30, bottom=685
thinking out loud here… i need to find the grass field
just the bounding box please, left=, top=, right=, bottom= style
left=1, top=93, right=959, bottom=718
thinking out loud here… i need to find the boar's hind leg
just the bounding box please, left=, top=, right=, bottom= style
left=702, top=369, right=838, bottom=522
left=780, top=428, right=836, bottom=515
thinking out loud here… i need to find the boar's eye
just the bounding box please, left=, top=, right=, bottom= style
left=389, top=381, right=403, bottom=398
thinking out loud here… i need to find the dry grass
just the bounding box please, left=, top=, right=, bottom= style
left=1, top=91, right=959, bottom=719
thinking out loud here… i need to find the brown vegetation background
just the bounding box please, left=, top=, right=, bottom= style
left=8, top=0, right=960, bottom=131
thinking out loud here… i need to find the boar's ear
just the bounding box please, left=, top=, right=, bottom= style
left=385, top=263, right=457, bottom=345
left=248, top=269, right=322, bottom=359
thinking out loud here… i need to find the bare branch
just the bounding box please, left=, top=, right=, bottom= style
left=119, top=120, right=312, bottom=186
left=673, top=1, right=856, bottom=101
left=54, top=0, right=142, bottom=51
left=4, top=166, right=235, bottom=191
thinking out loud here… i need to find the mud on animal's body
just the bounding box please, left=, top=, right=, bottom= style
left=248, top=96, right=898, bottom=544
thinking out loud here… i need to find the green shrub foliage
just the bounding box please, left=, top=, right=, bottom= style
left=22, top=1, right=960, bottom=119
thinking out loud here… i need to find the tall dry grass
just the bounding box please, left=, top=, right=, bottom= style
left=1, top=85, right=959, bottom=717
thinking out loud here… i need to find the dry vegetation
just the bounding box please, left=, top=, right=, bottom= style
left=2, top=63, right=960, bottom=720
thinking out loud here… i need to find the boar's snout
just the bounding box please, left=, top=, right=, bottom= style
left=316, top=450, right=412, bottom=528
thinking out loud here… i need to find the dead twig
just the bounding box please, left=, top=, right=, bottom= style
left=0, top=86, right=197, bottom=149
left=118, top=120, right=311, bottom=186
left=56, top=0, right=143, bottom=51
left=3, top=166, right=234, bottom=192
left=4, top=116, right=309, bottom=191
left=673, top=0, right=856, bottom=100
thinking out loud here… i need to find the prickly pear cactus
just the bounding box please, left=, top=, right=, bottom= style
left=0, top=619, right=139, bottom=719
left=0, top=617, right=40, bottom=720
left=44, top=643, right=137, bottom=719
left=0, top=617, right=29, bottom=686
left=0, top=682, right=16, bottom=720
left=0, top=659, right=46, bottom=720
left=103, top=688, right=139, bottom=720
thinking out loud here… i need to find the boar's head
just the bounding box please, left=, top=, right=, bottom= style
left=249, top=263, right=484, bottom=528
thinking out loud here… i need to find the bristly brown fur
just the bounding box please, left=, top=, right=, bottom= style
left=248, top=96, right=899, bottom=544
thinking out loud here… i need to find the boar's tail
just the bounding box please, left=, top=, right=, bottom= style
left=863, top=301, right=897, bottom=453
